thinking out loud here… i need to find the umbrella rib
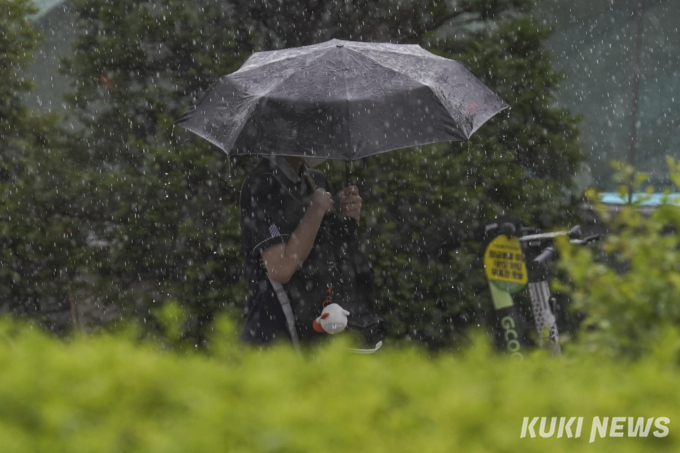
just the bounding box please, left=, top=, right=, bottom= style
left=344, top=50, right=388, bottom=99
left=351, top=50, right=445, bottom=91
left=236, top=47, right=334, bottom=83
left=343, top=48, right=468, bottom=141
left=347, top=45, right=447, bottom=62
left=182, top=96, right=261, bottom=157
left=351, top=51, right=488, bottom=139
left=255, top=48, right=335, bottom=97
left=237, top=40, right=339, bottom=73
left=342, top=50, right=353, bottom=161
left=239, top=51, right=317, bottom=72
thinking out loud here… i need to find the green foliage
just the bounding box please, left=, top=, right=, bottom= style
left=0, top=319, right=678, bottom=452
left=0, top=0, right=94, bottom=324
left=61, top=0, right=251, bottom=333
left=0, top=0, right=39, bottom=132
left=557, top=160, right=680, bottom=359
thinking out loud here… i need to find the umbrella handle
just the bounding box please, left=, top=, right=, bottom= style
left=302, top=163, right=352, bottom=190
left=303, top=174, right=316, bottom=191
left=303, top=167, right=357, bottom=237
left=304, top=165, right=355, bottom=219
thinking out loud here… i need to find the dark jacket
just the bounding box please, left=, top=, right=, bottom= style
left=239, top=157, right=382, bottom=345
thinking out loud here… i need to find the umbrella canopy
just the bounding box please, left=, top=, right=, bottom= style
left=176, top=39, right=508, bottom=161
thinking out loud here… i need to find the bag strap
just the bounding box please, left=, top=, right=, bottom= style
left=267, top=274, right=301, bottom=352
left=247, top=168, right=303, bottom=351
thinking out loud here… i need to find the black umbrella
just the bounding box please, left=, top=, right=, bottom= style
left=176, top=39, right=508, bottom=181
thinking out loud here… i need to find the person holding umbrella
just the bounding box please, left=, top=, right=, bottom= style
left=176, top=39, right=508, bottom=350
left=238, top=154, right=371, bottom=346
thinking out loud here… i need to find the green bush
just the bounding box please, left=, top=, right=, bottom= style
left=558, top=158, right=680, bottom=359
left=0, top=0, right=90, bottom=323
left=0, top=319, right=677, bottom=452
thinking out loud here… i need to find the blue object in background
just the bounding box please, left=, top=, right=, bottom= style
left=600, top=193, right=680, bottom=206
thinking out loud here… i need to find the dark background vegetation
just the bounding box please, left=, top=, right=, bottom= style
left=2, top=0, right=584, bottom=348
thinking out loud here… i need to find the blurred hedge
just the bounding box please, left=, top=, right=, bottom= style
left=0, top=319, right=677, bottom=453
left=557, top=158, right=680, bottom=359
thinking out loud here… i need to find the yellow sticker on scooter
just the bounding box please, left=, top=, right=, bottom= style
left=484, top=235, right=528, bottom=292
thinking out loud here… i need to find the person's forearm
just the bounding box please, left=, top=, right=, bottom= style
left=261, top=206, right=326, bottom=284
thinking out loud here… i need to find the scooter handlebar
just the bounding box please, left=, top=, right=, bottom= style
left=534, top=247, right=557, bottom=264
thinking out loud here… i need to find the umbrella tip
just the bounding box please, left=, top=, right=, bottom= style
left=336, top=44, right=344, bottom=48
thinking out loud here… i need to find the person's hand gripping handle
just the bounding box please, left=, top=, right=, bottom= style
left=340, top=186, right=362, bottom=222
left=304, top=173, right=334, bottom=216
left=309, top=187, right=334, bottom=215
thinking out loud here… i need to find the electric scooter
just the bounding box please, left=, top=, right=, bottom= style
left=481, top=219, right=600, bottom=357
